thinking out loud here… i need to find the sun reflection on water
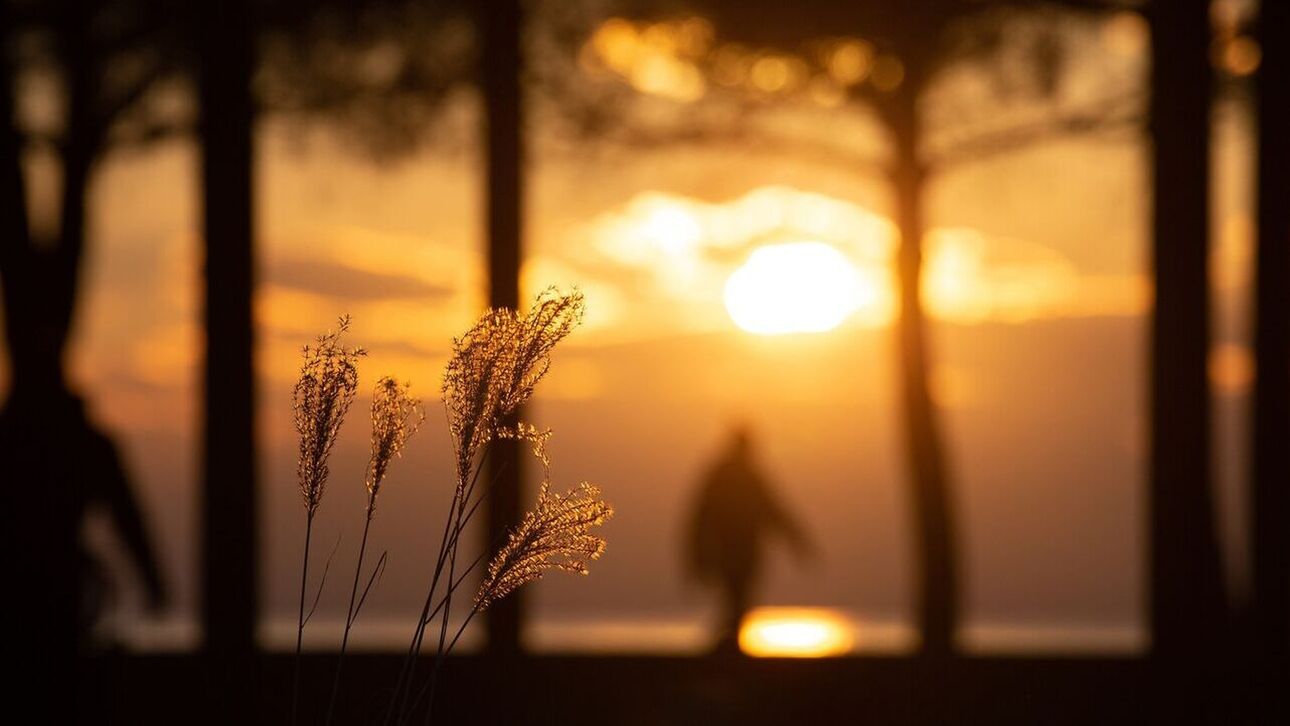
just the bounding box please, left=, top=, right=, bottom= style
left=738, top=607, right=857, bottom=658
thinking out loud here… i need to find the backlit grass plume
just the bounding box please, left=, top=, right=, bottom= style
left=441, top=288, right=584, bottom=489
left=476, top=478, right=613, bottom=610
left=291, top=315, right=365, bottom=725
left=326, top=376, right=423, bottom=726
left=284, top=291, right=608, bottom=725
left=386, top=288, right=608, bottom=725
left=367, top=376, right=424, bottom=509
left=293, top=315, right=366, bottom=515
left=476, top=423, right=612, bottom=610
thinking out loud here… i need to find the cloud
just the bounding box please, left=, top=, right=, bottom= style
left=265, top=257, right=452, bottom=302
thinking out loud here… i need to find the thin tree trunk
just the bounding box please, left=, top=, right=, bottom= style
left=1147, top=0, right=1226, bottom=719
left=0, top=17, right=70, bottom=723
left=886, top=77, right=958, bottom=658
left=1251, top=1, right=1290, bottom=720
left=51, top=2, right=96, bottom=344
left=0, top=18, right=29, bottom=329
left=481, top=0, right=525, bottom=655
left=5, top=9, right=117, bottom=723
left=196, top=0, right=258, bottom=719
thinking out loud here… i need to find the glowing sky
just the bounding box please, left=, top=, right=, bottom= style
left=0, top=6, right=1262, bottom=651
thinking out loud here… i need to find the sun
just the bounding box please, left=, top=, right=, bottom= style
left=738, top=607, right=856, bottom=657
left=723, top=242, right=868, bottom=335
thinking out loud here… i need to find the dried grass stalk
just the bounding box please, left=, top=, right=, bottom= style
left=293, top=316, right=366, bottom=515
left=441, top=288, right=584, bottom=489
left=367, top=376, right=424, bottom=511
left=475, top=427, right=613, bottom=611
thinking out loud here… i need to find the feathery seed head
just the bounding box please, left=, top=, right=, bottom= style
left=293, top=316, right=366, bottom=515
left=475, top=480, right=613, bottom=611
left=497, top=422, right=553, bottom=489
left=366, top=376, right=424, bottom=512
left=441, top=288, right=585, bottom=489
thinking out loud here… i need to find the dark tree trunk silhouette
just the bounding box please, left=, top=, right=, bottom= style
left=50, top=0, right=96, bottom=339
left=0, top=16, right=28, bottom=296
left=1, top=5, right=164, bottom=722
left=1146, top=0, right=1227, bottom=718
left=196, top=0, right=258, bottom=717
left=881, top=65, right=958, bottom=658
left=1251, top=1, right=1290, bottom=720
left=481, top=0, right=525, bottom=654
left=0, top=17, right=75, bottom=723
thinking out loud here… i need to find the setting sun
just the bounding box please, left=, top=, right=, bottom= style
left=723, top=242, right=869, bottom=335
left=739, top=607, right=857, bottom=657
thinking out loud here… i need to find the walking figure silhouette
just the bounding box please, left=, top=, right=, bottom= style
left=684, top=425, right=814, bottom=654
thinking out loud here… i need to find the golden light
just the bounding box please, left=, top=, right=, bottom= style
left=870, top=54, right=905, bottom=91
left=808, top=77, right=846, bottom=108
left=711, top=44, right=751, bottom=87
left=1216, top=35, right=1261, bottom=76
left=739, top=607, right=856, bottom=658
left=589, top=19, right=639, bottom=72
left=630, top=55, right=706, bottom=102
left=1209, top=343, right=1254, bottom=395
left=724, top=242, right=870, bottom=335
left=828, top=40, right=874, bottom=85
left=922, top=229, right=1079, bottom=323
left=642, top=203, right=704, bottom=257
left=1101, top=11, right=1148, bottom=57
left=585, top=17, right=708, bottom=102
left=750, top=54, right=792, bottom=93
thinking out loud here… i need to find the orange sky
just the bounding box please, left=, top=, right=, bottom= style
left=0, top=8, right=1262, bottom=652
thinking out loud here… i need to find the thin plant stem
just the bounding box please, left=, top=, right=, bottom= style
left=413, top=473, right=514, bottom=725
left=324, top=503, right=375, bottom=726
left=386, top=543, right=492, bottom=726
left=407, top=603, right=483, bottom=724
left=399, top=486, right=469, bottom=726
left=392, top=452, right=506, bottom=726
left=386, top=450, right=488, bottom=726
left=429, top=496, right=467, bottom=699
left=292, top=510, right=315, bottom=726
left=416, top=450, right=505, bottom=724
left=421, top=540, right=491, bottom=626
left=388, top=486, right=461, bottom=724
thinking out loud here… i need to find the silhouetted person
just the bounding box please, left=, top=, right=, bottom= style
left=685, top=426, right=814, bottom=653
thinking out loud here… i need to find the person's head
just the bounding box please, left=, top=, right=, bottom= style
left=728, top=423, right=754, bottom=456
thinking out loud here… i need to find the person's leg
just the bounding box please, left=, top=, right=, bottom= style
left=714, top=571, right=752, bottom=654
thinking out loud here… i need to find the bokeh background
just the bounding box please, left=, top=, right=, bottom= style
left=1, top=0, right=1285, bottom=722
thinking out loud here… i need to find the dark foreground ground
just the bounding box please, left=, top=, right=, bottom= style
left=82, top=654, right=1164, bottom=725
left=86, top=650, right=1290, bottom=724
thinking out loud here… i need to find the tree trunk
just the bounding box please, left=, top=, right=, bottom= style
left=54, top=127, right=93, bottom=349
left=50, top=0, right=98, bottom=349
left=0, top=19, right=29, bottom=338
left=0, top=18, right=75, bottom=724
left=886, top=77, right=958, bottom=658
left=196, top=0, right=258, bottom=717
left=1251, top=1, right=1290, bottom=720
left=3, top=9, right=114, bottom=722
left=481, top=0, right=526, bottom=656
left=1147, top=0, right=1227, bottom=718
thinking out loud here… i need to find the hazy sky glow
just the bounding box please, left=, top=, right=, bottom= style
left=0, top=5, right=1261, bottom=655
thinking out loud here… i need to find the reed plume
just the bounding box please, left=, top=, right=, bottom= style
left=327, top=376, right=423, bottom=726
left=441, top=288, right=584, bottom=489
left=367, top=376, right=425, bottom=509
left=390, top=289, right=605, bottom=725
left=292, top=315, right=365, bottom=725
left=283, top=293, right=609, bottom=724
left=474, top=419, right=610, bottom=611
left=475, top=477, right=613, bottom=610
left=293, top=315, right=366, bottom=515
